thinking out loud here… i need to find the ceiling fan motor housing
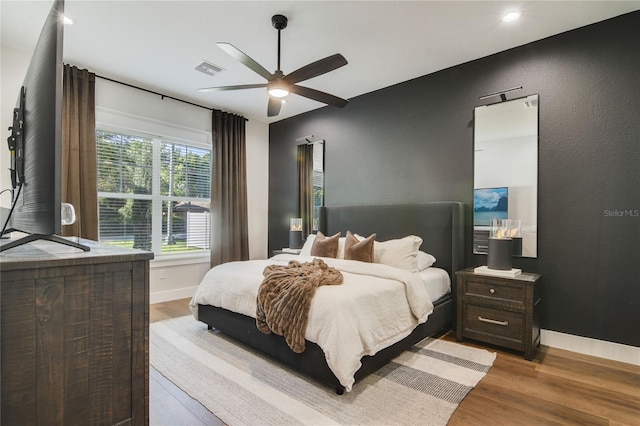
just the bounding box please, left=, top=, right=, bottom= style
left=272, top=14, right=288, bottom=30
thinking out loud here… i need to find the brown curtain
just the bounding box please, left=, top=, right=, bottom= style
left=210, top=110, right=249, bottom=267
left=61, top=65, right=98, bottom=240
left=297, top=143, right=314, bottom=238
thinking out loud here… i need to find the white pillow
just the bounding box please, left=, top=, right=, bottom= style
left=417, top=250, right=436, bottom=270
left=337, top=237, right=347, bottom=259
left=357, top=234, right=423, bottom=272
left=299, top=234, right=316, bottom=256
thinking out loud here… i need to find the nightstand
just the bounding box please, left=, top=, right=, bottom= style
left=456, top=267, right=542, bottom=360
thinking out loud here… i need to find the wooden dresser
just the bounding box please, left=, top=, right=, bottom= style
left=0, top=238, right=153, bottom=425
left=456, top=267, right=542, bottom=360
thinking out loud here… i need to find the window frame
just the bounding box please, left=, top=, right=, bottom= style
left=96, top=109, right=212, bottom=259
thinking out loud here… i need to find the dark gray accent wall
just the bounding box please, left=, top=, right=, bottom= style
left=269, top=12, right=640, bottom=347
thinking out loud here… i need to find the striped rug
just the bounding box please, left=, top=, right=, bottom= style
left=150, top=315, right=496, bottom=426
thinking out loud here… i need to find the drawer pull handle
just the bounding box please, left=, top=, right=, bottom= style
left=478, top=316, right=509, bottom=326
left=489, top=288, right=496, bottom=294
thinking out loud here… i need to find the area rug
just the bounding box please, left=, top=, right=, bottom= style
left=150, top=315, right=496, bottom=426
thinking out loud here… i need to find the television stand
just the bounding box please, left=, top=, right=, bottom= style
left=0, top=233, right=90, bottom=253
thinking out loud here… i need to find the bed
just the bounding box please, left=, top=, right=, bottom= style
left=191, top=202, right=464, bottom=394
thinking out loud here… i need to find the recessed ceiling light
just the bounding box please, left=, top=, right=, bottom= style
left=502, top=11, right=521, bottom=23
left=63, top=15, right=74, bottom=25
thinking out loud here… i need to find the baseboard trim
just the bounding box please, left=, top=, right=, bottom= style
left=151, top=286, right=198, bottom=304
left=541, top=329, right=639, bottom=366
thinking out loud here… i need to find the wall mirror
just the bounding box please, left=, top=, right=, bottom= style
left=297, top=140, right=324, bottom=236
left=473, top=94, right=538, bottom=258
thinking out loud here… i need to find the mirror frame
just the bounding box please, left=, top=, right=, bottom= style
left=311, top=141, right=324, bottom=232
left=473, top=94, right=539, bottom=258
left=297, top=140, right=324, bottom=236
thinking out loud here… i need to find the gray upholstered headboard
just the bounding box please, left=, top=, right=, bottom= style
left=319, top=202, right=464, bottom=278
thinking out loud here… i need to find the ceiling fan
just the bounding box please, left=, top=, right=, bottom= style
left=199, top=14, right=349, bottom=117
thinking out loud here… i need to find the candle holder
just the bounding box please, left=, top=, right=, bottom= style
left=508, top=219, right=522, bottom=256
left=289, top=218, right=303, bottom=249
left=487, top=218, right=512, bottom=270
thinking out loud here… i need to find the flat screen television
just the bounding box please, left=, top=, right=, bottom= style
left=1, top=0, right=87, bottom=253
left=474, top=187, right=508, bottom=227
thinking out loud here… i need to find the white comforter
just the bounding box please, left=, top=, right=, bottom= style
left=189, top=254, right=434, bottom=391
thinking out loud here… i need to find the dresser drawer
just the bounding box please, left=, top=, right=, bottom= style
left=463, top=304, right=524, bottom=342
left=464, top=279, right=525, bottom=304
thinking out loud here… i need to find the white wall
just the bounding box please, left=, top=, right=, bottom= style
left=1, top=45, right=31, bottom=205
left=1, top=43, right=269, bottom=302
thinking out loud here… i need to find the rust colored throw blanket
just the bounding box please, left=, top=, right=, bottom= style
left=256, top=259, right=343, bottom=353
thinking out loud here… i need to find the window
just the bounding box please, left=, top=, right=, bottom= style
left=96, top=129, right=211, bottom=256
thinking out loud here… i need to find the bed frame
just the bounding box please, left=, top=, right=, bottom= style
left=198, top=201, right=464, bottom=393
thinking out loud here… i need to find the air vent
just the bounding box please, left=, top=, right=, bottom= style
left=195, top=61, right=224, bottom=76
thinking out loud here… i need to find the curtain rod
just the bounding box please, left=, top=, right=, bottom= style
left=92, top=73, right=248, bottom=121
left=95, top=74, right=216, bottom=112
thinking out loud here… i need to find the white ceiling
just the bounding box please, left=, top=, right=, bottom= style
left=2, top=1, right=639, bottom=124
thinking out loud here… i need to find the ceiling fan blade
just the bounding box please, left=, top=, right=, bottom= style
left=290, top=85, right=349, bottom=108
left=267, top=97, right=283, bottom=117
left=198, top=83, right=267, bottom=92
left=284, top=54, right=348, bottom=85
left=217, top=42, right=274, bottom=81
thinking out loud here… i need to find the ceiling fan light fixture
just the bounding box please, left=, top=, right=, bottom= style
left=268, top=88, right=290, bottom=98
left=268, top=80, right=290, bottom=98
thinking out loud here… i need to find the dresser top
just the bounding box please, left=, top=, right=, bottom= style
left=0, top=238, right=153, bottom=271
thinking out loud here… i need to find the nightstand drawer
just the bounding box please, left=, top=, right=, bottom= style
left=463, top=304, right=523, bottom=342
left=464, top=279, right=525, bottom=304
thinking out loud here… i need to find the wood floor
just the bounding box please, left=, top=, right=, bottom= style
left=150, top=299, right=224, bottom=426
left=150, top=298, right=640, bottom=425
